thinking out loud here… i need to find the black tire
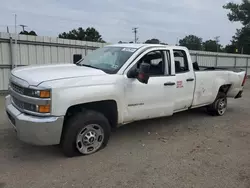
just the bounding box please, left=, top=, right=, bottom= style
left=61, top=110, right=111, bottom=157
left=207, top=92, right=227, bottom=116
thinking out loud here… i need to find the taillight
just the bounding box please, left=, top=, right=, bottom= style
left=242, top=74, right=247, bottom=86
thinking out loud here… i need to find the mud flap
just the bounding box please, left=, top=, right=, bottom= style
left=235, top=90, right=243, bottom=99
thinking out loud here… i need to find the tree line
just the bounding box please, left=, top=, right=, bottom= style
left=176, top=0, right=250, bottom=54
left=18, top=0, right=250, bottom=54
left=19, top=27, right=105, bottom=43
left=144, top=0, right=250, bottom=54
left=223, top=0, right=250, bottom=54
left=143, top=36, right=224, bottom=53
left=58, top=27, right=105, bottom=43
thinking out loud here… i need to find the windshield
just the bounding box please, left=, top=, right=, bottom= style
left=77, top=46, right=137, bottom=74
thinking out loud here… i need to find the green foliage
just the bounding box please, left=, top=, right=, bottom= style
left=144, top=38, right=167, bottom=45
left=19, top=30, right=37, bottom=36
left=203, top=40, right=222, bottom=52
left=179, top=35, right=203, bottom=50
left=118, top=41, right=134, bottom=43
left=223, top=0, right=250, bottom=26
left=232, top=27, right=250, bottom=54
left=59, top=27, right=105, bottom=43
left=145, top=38, right=160, bottom=44
left=224, top=43, right=238, bottom=53
left=178, top=36, right=224, bottom=52
left=223, top=0, right=250, bottom=54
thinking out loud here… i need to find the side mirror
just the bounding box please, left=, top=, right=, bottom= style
left=137, top=62, right=150, bottom=84
left=73, top=54, right=82, bottom=64
left=127, top=68, right=138, bottom=78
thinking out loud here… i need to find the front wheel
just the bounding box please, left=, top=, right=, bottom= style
left=61, top=110, right=111, bottom=157
left=207, top=92, right=227, bottom=116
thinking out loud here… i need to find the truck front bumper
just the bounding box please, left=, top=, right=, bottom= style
left=5, top=95, right=64, bottom=146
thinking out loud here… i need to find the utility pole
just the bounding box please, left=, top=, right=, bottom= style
left=19, top=24, right=27, bottom=32
left=214, top=36, right=220, bottom=52
left=132, top=27, right=138, bottom=43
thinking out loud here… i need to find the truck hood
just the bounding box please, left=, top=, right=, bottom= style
left=11, top=63, right=106, bottom=86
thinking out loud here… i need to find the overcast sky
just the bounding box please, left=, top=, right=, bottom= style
left=0, top=0, right=243, bottom=45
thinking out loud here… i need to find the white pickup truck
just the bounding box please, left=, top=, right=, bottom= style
left=5, top=44, right=247, bottom=157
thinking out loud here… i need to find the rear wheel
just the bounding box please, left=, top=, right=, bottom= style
left=207, top=92, right=227, bottom=116
left=61, top=110, right=111, bottom=157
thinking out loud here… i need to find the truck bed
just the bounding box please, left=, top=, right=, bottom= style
left=192, top=64, right=246, bottom=107
left=193, top=62, right=245, bottom=73
left=197, top=66, right=244, bottom=73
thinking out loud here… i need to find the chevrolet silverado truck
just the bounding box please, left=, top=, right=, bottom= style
left=5, top=44, right=247, bottom=157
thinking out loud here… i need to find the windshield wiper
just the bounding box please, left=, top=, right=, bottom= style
left=77, top=64, right=101, bottom=70
left=76, top=63, right=113, bottom=74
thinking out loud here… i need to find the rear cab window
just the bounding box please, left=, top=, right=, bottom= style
left=173, top=50, right=189, bottom=74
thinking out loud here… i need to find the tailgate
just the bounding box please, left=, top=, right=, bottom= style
left=227, top=71, right=246, bottom=98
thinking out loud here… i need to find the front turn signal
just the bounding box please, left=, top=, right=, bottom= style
left=38, top=105, right=50, bottom=113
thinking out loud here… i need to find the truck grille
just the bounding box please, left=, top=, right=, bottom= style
left=10, top=81, right=35, bottom=97
left=12, top=96, right=25, bottom=109
left=10, top=82, right=25, bottom=95
left=12, top=96, right=37, bottom=112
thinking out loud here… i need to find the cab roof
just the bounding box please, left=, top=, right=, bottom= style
left=106, top=43, right=164, bottom=49
left=106, top=43, right=188, bottom=51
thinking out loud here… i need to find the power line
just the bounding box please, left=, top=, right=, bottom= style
left=132, top=27, right=138, bottom=43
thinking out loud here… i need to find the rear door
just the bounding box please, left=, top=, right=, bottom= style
left=123, top=48, right=176, bottom=122
left=173, top=49, right=195, bottom=111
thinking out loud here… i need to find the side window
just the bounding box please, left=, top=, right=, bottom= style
left=173, top=50, right=189, bottom=73
left=137, top=50, right=166, bottom=76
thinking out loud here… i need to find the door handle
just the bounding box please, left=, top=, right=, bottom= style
left=164, top=82, right=175, bottom=86
left=186, top=78, right=194, bottom=82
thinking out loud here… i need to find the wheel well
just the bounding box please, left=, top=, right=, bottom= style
left=218, top=84, right=231, bottom=95
left=64, top=100, right=118, bottom=129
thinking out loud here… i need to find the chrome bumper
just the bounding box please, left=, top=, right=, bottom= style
left=5, top=95, right=64, bottom=146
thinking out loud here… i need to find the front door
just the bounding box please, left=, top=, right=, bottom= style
left=123, top=49, right=176, bottom=123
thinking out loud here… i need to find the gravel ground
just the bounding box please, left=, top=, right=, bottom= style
left=0, top=82, right=250, bottom=188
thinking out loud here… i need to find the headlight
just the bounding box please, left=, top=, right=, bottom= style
left=10, top=82, right=52, bottom=115
left=29, top=89, right=51, bottom=98
left=26, top=88, right=51, bottom=114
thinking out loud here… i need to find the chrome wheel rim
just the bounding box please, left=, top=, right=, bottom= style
left=217, top=98, right=227, bottom=115
left=76, top=124, right=104, bottom=155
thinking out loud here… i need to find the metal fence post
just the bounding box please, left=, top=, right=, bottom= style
left=215, top=55, right=218, bottom=67
left=246, top=58, right=249, bottom=76
left=196, top=52, right=198, bottom=62
left=234, top=57, right=237, bottom=68
left=84, top=45, right=87, bottom=56
left=9, top=36, right=14, bottom=70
